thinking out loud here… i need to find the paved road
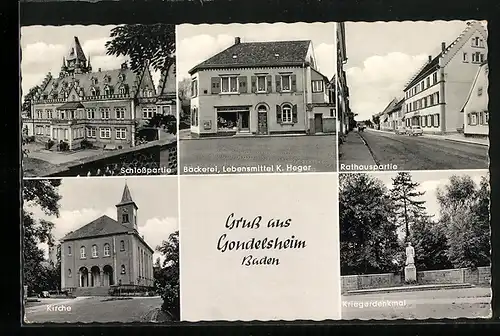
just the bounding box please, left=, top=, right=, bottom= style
left=24, top=296, right=163, bottom=323
left=342, top=287, right=491, bottom=319
left=180, top=135, right=337, bottom=174
left=352, top=129, right=488, bottom=171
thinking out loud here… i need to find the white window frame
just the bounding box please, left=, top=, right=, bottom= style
left=116, top=128, right=127, bottom=140
left=463, top=52, right=468, bottom=62
left=92, top=245, right=98, bottom=258
left=68, top=246, right=72, bottom=256
left=470, top=113, right=478, bottom=126
left=80, top=246, right=86, bottom=259
left=86, top=108, right=95, bottom=119
left=100, top=108, right=110, bottom=119
left=115, top=107, right=126, bottom=119
left=161, top=105, right=172, bottom=116
left=484, top=112, right=489, bottom=125
left=282, top=104, right=293, bottom=123
left=104, top=244, right=110, bottom=257
left=86, top=127, right=96, bottom=138
left=281, top=75, right=291, bottom=92
left=45, top=109, right=53, bottom=119
left=191, top=79, right=198, bottom=97
left=100, top=127, right=111, bottom=139
left=256, top=75, right=267, bottom=93
left=220, top=76, right=239, bottom=94
left=142, top=107, right=155, bottom=119
left=312, top=80, right=323, bottom=93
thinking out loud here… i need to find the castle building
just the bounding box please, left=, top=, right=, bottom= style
left=60, top=183, right=154, bottom=296
left=26, top=36, right=170, bottom=150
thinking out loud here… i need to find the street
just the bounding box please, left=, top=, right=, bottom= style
left=179, top=135, right=337, bottom=174
left=342, top=287, right=491, bottom=319
left=24, top=296, right=163, bottom=323
left=340, top=129, right=488, bottom=171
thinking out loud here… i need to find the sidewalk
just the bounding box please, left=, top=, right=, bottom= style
left=368, top=128, right=489, bottom=146
left=339, top=131, right=376, bottom=166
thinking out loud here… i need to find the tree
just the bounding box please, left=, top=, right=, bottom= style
left=177, top=78, right=191, bottom=102
left=411, top=217, right=452, bottom=271
left=146, top=114, right=177, bottom=135
left=154, top=231, right=180, bottom=321
left=390, top=172, right=427, bottom=242
left=339, top=173, right=400, bottom=275
left=22, top=179, right=62, bottom=295
left=437, top=175, right=490, bottom=268
left=22, top=85, right=41, bottom=117
left=105, top=24, right=176, bottom=73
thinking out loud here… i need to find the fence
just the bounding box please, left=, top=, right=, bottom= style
left=341, top=266, right=491, bottom=293
left=45, top=139, right=177, bottom=177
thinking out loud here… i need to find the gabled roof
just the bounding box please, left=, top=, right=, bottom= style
left=61, top=215, right=130, bottom=241
left=404, top=21, right=488, bottom=90
left=460, top=62, right=488, bottom=112
left=157, top=62, right=176, bottom=97
left=116, top=183, right=138, bottom=209
left=56, top=101, right=85, bottom=110
left=380, top=98, right=399, bottom=115
left=189, top=40, right=311, bottom=74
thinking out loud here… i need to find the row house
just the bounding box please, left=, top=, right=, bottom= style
left=26, top=36, right=175, bottom=150
left=378, top=97, right=404, bottom=131
left=462, top=62, right=489, bottom=137
left=336, top=22, right=351, bottom=137
left=188, top=37, right=335, bottom=138
left=403, top=21, right=488, bottom=134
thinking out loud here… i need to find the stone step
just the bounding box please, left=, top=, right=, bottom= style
left=345, top=283, right=474, bottom=295
left=73, top=286, right=111, bottom=297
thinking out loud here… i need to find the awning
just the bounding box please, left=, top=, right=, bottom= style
left=56, top=101, right=85, bottom=110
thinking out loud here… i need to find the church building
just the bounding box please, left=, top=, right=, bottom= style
left=26, top=36, right=175, bottom=150
left=60, top=183, right=154, bottom=296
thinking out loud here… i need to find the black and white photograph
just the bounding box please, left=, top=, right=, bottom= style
left=339, top=170, right=491, bottom=319
left=177, top=22, right=337, bottom=175
left=22, top=177, right=180, bottom=323
left=337, top=21, right=489, bottom=172
left=21, top=24, right=177, bottom=177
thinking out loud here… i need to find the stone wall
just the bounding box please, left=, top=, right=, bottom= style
left=341, top=266, right=491, bottom=293
left=47, top=139, right=177, bottom=177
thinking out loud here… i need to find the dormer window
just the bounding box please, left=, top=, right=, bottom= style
left=91, top=87, right=97, bottom=96
left=118, top=73, right=126, bottom=81
left=91, top=77, right=98, bottom=85
left=52, top=93, right=58, bottom=99
left=104, top=75, right=111, bottom=83
left=62, top=82, right=68, bottom=88
left=274, top=53, right=280, bottom=57
left=104, top=86, right=111, bottom=96
left=119, top=85, right=127, bottom=94
left=232, top=54, right=237, bottom=59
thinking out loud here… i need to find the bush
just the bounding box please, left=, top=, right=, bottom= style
left=45, top=139, right=55, bottom=150
left=59, top=141, right=69, bottom=151
left=80, top=139, right=94, bottom=149
left=26, top=136, right=35, bottom=143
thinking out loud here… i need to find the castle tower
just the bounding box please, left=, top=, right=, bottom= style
left=116, top=183, right=138, bottom=231
left=65, top=36, right=90, bottom=75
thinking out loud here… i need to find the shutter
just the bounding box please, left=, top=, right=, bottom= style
left=276, top=105, right=282, bottom=123
left=436, top=114, right=440, bottom=127
left=291, top=75, right=297, bottom=92
left=292, top=104, right=298, bottom=123
left=239, top=76, right=247, bottom=93
left=251, top=76, right=257, bottom=93
left=211, top=77, right=220, bottom=94
left=266, top=75, right=272, bottom=93
left=275, top=75, right=281, bottom=92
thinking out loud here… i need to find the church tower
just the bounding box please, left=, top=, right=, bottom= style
left=64, top=36, right=91, bottom=75
left=116, top=183, right=138, bottom=231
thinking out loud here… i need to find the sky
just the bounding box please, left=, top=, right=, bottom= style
left=372, top=169, right=487, bottom=221
left=25, top=177, right=179, bottom=263
left=344, top=20, right=486, bottom=121
left=176, top=22, right=336, bottom=82
left=20, top=25, right=161, bottom=98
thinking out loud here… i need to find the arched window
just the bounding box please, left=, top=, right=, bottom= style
left=104, top=86, right=111, bottom=96
left=91, top=87, right=97, bottom=96
left=120, top=240, right=125, bottom=251
left=68, top=246, right=72, bottom=256
left=80, top=246, right=86, bottom=259
left=121, top=265, right=126, bottom=274
left=68, top=269, right=72, bottom=278
left=104, top=243, right=110, bottom=257
left=92, top=244, right=98, bottom=257
left=282, top=104, right=292, bottom=123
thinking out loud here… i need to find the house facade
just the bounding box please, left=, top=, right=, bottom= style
left=403, top=21, right=488, bottom=134
left=188, top=37, right=335, bottom=138
left=463, top=62, right=489, bottom=137
left=336, top=22, right=350, bottom=137
left=378, top=97, right=404, bottom=131
left=156, top=62, right=177, bottom=117
left=60, top=183, right=154, bottom=296
left=27, top=36, right=162, bottom=150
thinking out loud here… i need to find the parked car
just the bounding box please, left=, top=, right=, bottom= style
left=395, top=126, right=407, bottom=135
left=39, top=291, right=50, bottom=298
left=407, top=125, right=423, bottom=136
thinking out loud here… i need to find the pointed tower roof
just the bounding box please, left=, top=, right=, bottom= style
left=67, top=36, right=87, bottom=62
left=116, top=183, right=138, bottom=209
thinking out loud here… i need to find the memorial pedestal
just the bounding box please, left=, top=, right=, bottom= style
left=404, top=264, right=416, bottom=283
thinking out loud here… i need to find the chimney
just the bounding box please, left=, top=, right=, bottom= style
left=98, top=68, right=102, bottom=72
left=234, top=37, right=241, bottom=45
left=428, top=55, right=432, bottom=62
left=441, top=42, right=446, bottom=52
